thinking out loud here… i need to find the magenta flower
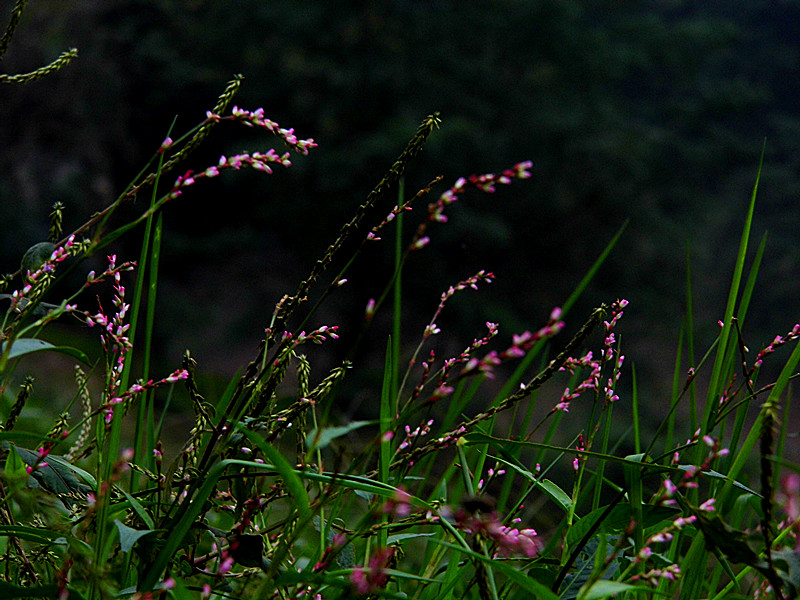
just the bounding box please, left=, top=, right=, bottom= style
left=455, top=505, right=540, bottom=558
left=351, top=547, right=394, bottom=595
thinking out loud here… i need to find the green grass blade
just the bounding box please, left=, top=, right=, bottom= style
left=700, top=145, right=764, bottom=441
left=379, top=337, right=395, bottom=548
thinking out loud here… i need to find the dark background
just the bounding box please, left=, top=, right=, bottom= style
left=2, top=1, right=800, bottom=447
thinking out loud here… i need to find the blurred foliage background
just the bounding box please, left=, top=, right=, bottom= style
left=2, top=0, right=800, bottom=433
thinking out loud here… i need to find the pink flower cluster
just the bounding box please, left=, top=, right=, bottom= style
left=634, top=564, right=682, bottom=587
left=408, top=160, right=533, bottom=252
left=422, top=270, right=495, bottom=340
left=167, top=149, right=294, bottom=200
left=573, top=434, right=585, bottom=472
left=659, top=433, right=728, bottom=512
left=381, top=487, right=413, bottom=518
left=9, top=235, right=79, bottom=314
left=313, top=532, right=347, bottom=573
left=209, top=106, right=317, bottom=155
left=397, top=419, right=434, bottom=451
left=555, top=299, right=628, bottom=412
left=455, top=506, right=540, bottom=558
left=459, top=307, right=565, bottom=379
left=83, top=256, right=188, bottom=423
left=280, top=325, right=340, bottom=346
left=753, top=323, right=800, bottom=368
left=350, top=547, right=394, bottom=595
left=777, top=472, right=800, bottom=523
left=25, top=445, right=51, bottom=475
left=160, top=108, right=315, bottom=201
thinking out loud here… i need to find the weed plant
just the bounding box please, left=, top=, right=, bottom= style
left=2, top=6, right=800, bottom=599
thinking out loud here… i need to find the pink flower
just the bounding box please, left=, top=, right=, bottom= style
left=351, top=547, right=394, bottom=595
left=455, top=506, right=540, bottom=558
left=699, top=498, right=716, bottom=512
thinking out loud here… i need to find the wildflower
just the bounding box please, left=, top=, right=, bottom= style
left=351, top=547, right=394, bottom=595
left=699, top=498, right=716, bottom=512
left=397, top=420, right=433, bottom=451
left=673, top=515, right=696, bottom=529
left=777, top=473, right=800, bottom=522
left=25, top=445, right=51, bottom=474
left=455, top=504, right=540, bottom=558
left=410, top=236, right=430, bottom=251
left=635, top=564, right=681, bottom=586
left=382, top=487, right=413, bottom=517
left=365, top=298, right=376, bottom=321
left=635, top=547, right=653, bottom=562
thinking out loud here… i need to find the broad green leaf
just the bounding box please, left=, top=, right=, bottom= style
left=578, top=581, right=640, bottom=599
left=0, top=338, right=90, bottom=365
left=306, top=420, right=374, bottom=452
left=772, top=547, right=800, bottom=595
left=13, top=446, right=93, bottom=501
left=45, top=454, right=97, bottom=490
left=538, top=479, right=573, bottom=513
left=492, top=455, right=572, bottom=512
left=3, top=445, right=28, bottom=483
left=561, top=536, right=619, bottom=600
left=20, top=242, right=55, bottom=273
left=115, top=519, right=156, bottom=553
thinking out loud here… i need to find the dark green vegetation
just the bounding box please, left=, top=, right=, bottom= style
left=2, top=2, right=800, bottom=397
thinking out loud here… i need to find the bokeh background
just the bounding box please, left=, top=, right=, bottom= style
left=2, top=1, right=800, bottom=453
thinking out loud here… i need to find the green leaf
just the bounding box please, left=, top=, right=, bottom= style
left=0, top=338, right=90, bottom=364
left=20, top=242, right=56, bottom=273
left=675, top=465, right=762, bottom=497
left=491, top=454, right=572, bottom=512
left=115, top=519, right=156, bottom=553
left=3, top=445, right=28, bottom=483
left=578, top=581, right=635, bottom=599
left=115, top=485, right=155, bottom=529
left=561, top=536, right=619, bottom=600
left=538, top=479, right=573, bottom=513
left=772, top=547, right=800, bottom=596
left=305, top=420, right=374, bottom=452
left=0, top=525, right=66, bottom=545
left=13, top=447, right=93, bottom=503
